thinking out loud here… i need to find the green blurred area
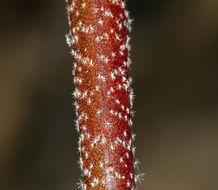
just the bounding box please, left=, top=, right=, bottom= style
left=0, top=0, right=218, bottom=189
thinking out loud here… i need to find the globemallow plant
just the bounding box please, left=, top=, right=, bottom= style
left=66, top=0, right=141, bottom=189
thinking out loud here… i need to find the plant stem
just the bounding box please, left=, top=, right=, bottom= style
left=66, top=0, right=136, bottom=189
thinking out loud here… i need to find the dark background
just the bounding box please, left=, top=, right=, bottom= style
left=1, top=0, right=218, bottom=189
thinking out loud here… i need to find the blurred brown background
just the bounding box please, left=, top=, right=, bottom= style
left=0, top=0, right=218, bottom=189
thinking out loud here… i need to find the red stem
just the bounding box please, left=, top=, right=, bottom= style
left=66, top=0, right=136, bottom=189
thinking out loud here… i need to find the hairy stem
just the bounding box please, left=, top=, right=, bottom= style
left=66, top=0, right=136, bottom=189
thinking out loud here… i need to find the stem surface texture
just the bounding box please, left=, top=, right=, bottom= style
left=67, top=0, right=136, bottom=189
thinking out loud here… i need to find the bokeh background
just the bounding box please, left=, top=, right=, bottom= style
left=1, top=0, right=218, bottom=189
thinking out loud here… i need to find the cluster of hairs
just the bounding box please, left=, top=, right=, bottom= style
left=66, top=0, right=143, bottom=189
